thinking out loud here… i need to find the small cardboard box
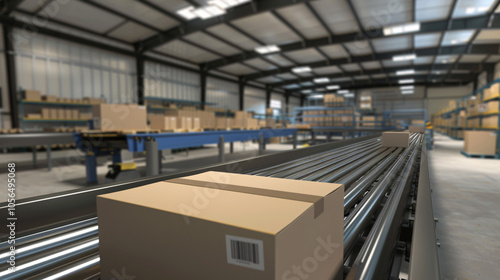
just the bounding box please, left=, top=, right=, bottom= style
left=65, top=109, right=73, bottom=119
left=97, top=172, right=344, bottom=280
left=72, top=109, right=79, bottom=120
left=482, top=115, right=499, bottom=128
left=149, top=115, right=177, bottom=130
left=408, top=126, right=425, bottom=133
left=26, top=113, right=41, bottom=119
left=42, top=95, right=57, bottom=102
left=381, top=131, right=410, bottom=148
left=57, top=109, right=65, bottom=119
left=41, top=108, right=50, bottom=119
left=23, top=90, right=41, bottom=101
left=80, top=113, right=93, bottom=120
left=83, top=97, right=106, bottom=104
left=193, top=118, right=200, bottom=129
left=185, top=117, right=193, bottom=130
left=485, top=101, right=499, bottom=112
left=93, top=104, right=147, bottom=131
left=49, top=109, right=58, bottom=119
left=464, top=131, right=497, bottom=155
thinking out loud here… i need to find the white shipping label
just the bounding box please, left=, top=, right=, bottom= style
left=226, top=235, right=265, bottom=271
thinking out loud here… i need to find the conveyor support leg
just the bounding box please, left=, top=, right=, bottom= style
left=146, top=139, right=159, bottom=177
left=218, top=136, right=225, bottom=163
left=85, top=152, right=97, bottom=184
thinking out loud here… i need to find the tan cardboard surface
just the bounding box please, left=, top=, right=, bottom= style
left=382, top=131, right=410, bottom=148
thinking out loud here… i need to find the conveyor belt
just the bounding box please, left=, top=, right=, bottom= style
left=0, top=133, right=432, bottom=279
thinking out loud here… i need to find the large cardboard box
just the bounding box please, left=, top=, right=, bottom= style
left=64, top=109, right=73, bottom=119
left=80, top=112, right=93, bottom=120
left=71, top=109, right=79, bottom=120
left=23, top=90, right=41, bottom=101
left=485, top=101, right=499, bottom=112
left=193, top=118, right=200, bottom=129
left=93, top=104, right=147, bottom=131
left=464, top=131, right=497, bottom=155
left=381, top=131, right=410, bottom=148
left=150, top=114, right=177, bottom=130
left=42, top=95, right=57, bottom=102
left=482, top=115, right=499, bottom=128
left=57, top=109, right=65, bottom=119
left=97, top=172, right=344, bottom=280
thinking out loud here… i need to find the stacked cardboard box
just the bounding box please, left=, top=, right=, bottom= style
left=23, top=90, right=42, bottom=101
left=359, top=95, right=372, bottom=110
left=149, top=114, right=177, bottom=130
left=93, top=104, right=147, bottom=132
left=482, top=115, right=499, bottom=128
left=216, top=117, right=233, bottom=130
left=42, top=95, right=58, bottom=102
left=83, top=97, right=106, bottom=104
left=464, top=131, right=497, bottom=155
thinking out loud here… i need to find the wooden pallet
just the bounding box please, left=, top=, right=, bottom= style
left=460, top=150, right=500, bottom=159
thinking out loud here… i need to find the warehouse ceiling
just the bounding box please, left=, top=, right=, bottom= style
left=3, top=0, right=500, bottom=95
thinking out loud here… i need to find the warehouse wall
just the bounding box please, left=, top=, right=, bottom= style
left=13, top=30, right=137, bottom=103
left=206, top=77, right=239, bottom=110
left=144, top=61, right=200, bottom=101
left=426, top=85, right=474, bottom=119
left=271, top=92, right=286, bottom=112
left=244, top=86, right=266, bottom=114
left=288, top=96, right=301, bottom=113
left=0, top=24, right=10, bottom=129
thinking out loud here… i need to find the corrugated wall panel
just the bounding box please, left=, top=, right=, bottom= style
left=289, top=96, right=301, bottom=112
left=244, top=86, right=266, bottom=114
left=12, top=30, right=136, bottom=103
left=0, top=24, right=11, bottom=128
left=144, top=61, right=200, bottom=101
left=207, top=77, right=239, bottom=110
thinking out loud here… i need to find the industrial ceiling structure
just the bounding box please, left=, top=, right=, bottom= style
left=2, top=0, right=500, bottom=97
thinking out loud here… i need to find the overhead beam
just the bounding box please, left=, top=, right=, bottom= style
left=205, top=14, right=497, bottom=70
left=243, top=44, right=500, bottom=82
left=272, top=63, right=491, bottom=88
left=1, top=0, right=24, bottom=15
left=136, top=0, right=314, bottom=52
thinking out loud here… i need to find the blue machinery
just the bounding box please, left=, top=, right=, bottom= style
left=75, top=128, right=298, bottom=184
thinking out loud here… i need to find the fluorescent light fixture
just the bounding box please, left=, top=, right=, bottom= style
left=302, top=89, right=312, bottom=93
left=309, top=94, right=324, bottom=99
left=315, top=88, right=326, bottom=92
left=400, top=86, right=414, bottom=90
left=451, top=40, right=457, bottom=44
left=396, top=69, right=415, bottom=76
left=466, top=7, right=476, bottom=14
left=344, top=93, right=355, bottom=98
left=337, top=89, right=349, bottom=94
left=398, top=79, right=414, bottom=84
left=383, top=22, right=420, bottom=36
left=314, top=77, right=330, bottom=83
left=209, top=0, right=251, bottom=9
left=292, top=66, right=312, bottom=73
left=326, top=85, right=340, bottom=90
left=177, top=6, right=197, bottom=20
left=255, top=45, right=280, bottom=54
left=393, top=54, right=416, bottom=61
left=401, top=90, right=414, bottom=94
left=270, top=99, right=281, bottom=109
left=477, top=6, right=489, bottom=12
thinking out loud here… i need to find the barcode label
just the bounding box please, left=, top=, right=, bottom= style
left=226, top=235, right=264, bottom=271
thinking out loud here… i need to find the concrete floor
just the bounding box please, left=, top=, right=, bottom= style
left=429, top=133, right=500, bottom=279
left=0, top=141, right=295, bottom=201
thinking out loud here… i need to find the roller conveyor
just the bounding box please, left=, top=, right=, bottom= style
left=0, top=133, right=439, bottom=279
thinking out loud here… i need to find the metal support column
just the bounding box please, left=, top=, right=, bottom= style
left=145, top=138, right=159, bottom=176
left=3, top=25, right=19, bottom=128
left=85, top=152, right=97, bottom=184
left=158, top=150, right=162, bottom=174
left=266, top=86, right=272, bottom=108
left=230, top=142, right=234, bottom=153
left=218, top=136, right=225, bottom=163
left=136, top=54, right=145, bottom=105
left=293, top=131, right=297, bottom=149
left=327, top=133, right=332, bottom=142
left=200, top=66, right=207, bottom=110
left=238, top=78, right=245, bottom=111
left=285, top=93, right=290, bottom=114
left=258, top=134, right=264, bottom=155
left=46, top=145, right=51, bottom=171
left=32, top=146, right=37, bottom=167
left=311, top=131, right=316, bottom=145
left=112, top=152, right=121, bottom=164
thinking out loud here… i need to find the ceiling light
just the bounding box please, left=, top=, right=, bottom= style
left=326, top=85, right=340, bottom=90
left=344, top=93, right=355, bottom=98
left=401, top=90, right=414, bottom=95
left=177, top=6, right=197, bottom=20
left=209, top=0, right=251, bottom=9
left=302, top=89, right=312, bottom=93
left=337, top=89, right=349, bottom=94
left=315, top=88, right=326, bottom=92
left=314, top=77, right=330, bottom=83
left=477, top=6, right=489, bottom=12
left=292, top=66, right=312, bottom=73
left=396, top=69, right=415, bottom=75
left=399, top=79, right=414, bottom=84
left=451, top=40, right=457, bottom=44
left=400, top=86, right=414, bottom=90
left=193, top=5, right=225, bottom=19
left=255, top=45, right=280, bottom=54
left=383, top=22, right=420, bottom=36
left=393, top=54, right=416, bottom=61
left=309, top=94, right=324, bottom=99
left=442, top=60, right=448, bottom=63
left=466, top=7, right=476, bottom=14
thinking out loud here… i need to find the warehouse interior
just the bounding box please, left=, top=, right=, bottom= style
left=0, top=0, right=499, bottom=279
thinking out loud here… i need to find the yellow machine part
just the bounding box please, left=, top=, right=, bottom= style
left=117, top=162, right=137, bottom=170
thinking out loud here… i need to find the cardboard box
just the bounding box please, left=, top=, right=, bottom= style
left=93, top=104, right=147, bottom=131
left=80, top=112, right=93, bottom=120
left=49, top=109, right=58, bottom=119
left=26, top=113, right=41, bottom=119
left=464, top=131, right=497, bottom=155
left=485, top=101, right=499, bottom=112
left=72, top=109, right=79, bottom=120
left=42, top=95, right=57, bottom=102
left=409, top=126, right=425, bottom=133
left=381, top=131, right=410, bottom=148
left=193, top=118, right=200, bottom=129
left=482, top=115, right=499, bottom=128
left=65, top=109, right=73, bottom=119
left=57, top=109, right=65, bottom=119
left=411, top=120, right=425, bottom=125
left=97, top=171, right=344, bottom=280
left=41, top=108, right=50, bottom=119
left=83, top=97, right=106, bottom=104
left=150, top=114, right=177, bottom=130
left=23, top=90, right=41, bottom=101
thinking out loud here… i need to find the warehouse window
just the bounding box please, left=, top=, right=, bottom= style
left=270, top=99, right=281, bottom=109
